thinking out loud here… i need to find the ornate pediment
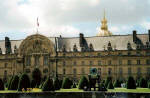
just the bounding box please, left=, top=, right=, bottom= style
left=19, top=34, right=54, bottom=55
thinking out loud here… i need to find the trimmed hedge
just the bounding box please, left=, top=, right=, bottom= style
left=62, top=77, right=72, bottom=89
left=98, top=83, right=107, bottom=91
left=107, top=80, right=114, bottom=89
left=18, top=73, right=30, bottom=91
left=42, top=77, right=54, bottom=91
left=0, top=78, right=4, bottom=90
left=139, top=78, right=147, bottom=88
left=126, top=76, right=136, bottom=89
left=78, top=76, right=89, bottom=89
left=148, top=82, right=150, bottom=89
left=54, top=77, right=61, bottom=90
left=114, top=79, right=121, bottom=87
left=105, top=76, right=112, bottom=88
left=9, top=75, right=19, bottom=90
left=7, top=76, right=13, bottom=90
left=72, top=83, right=76, bottom=88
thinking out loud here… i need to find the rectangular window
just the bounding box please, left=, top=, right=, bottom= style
left=147, top=67, right=150, bottom=75
left=34, top=56, right=39, bottom=66
left=146, top=59, right=150, bottom=65
left=108, top=68, right=112, bottom=75
left=81, top=61, right=84, bottom=66
left=63, top=69, right=66, bottom=74
left=81, top=68, right=85, bottom=74
left=73, top=61, right=77, bottom=66
left=98, top=60, right=101, bottom=66
left=63, top=61, right=66, bottom=66
left=108, top=60, right=111, bottom=65
left=89, top=61, right=93, bottom=65
left=98, top=68, right=101, bottom=75
left=119, top=60, right=122, bottom=65
left=26, top=57, right=31, bottom=66
left=119, top=68, right=123, bottom=75
left=128, top=60, right=131, bottom=65
left=137, top=67, right=141, bottom=75
left=128, top=67, right=132, bottom=76
left=137, top=60, right=141, bottom=65
left=43, top=56, right=48, bottom=66
left=73, top=68, right=77, bottom=76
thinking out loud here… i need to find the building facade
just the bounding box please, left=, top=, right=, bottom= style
left=0, top=16, right=150, bottom=82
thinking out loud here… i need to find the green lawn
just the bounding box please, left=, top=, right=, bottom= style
left=108, top=88, right=150, bottom=93
left=0, top=88, right=150, bottom=93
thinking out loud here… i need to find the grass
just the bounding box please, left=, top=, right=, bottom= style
left=108, top=88, right=150, bottom=93
left=0, top=88, right=150, bottom=93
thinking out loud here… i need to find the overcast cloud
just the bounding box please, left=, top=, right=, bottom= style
left=0, top=0, right=150, bottom=39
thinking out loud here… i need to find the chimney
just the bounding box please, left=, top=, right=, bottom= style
left=79, top=33, right=84, bottom=47
left=148, top=30, right=150, bottom=42
left=133, top=30, right=137, bottom=43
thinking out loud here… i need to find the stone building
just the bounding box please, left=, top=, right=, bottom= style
left=0, top=16, right=150, bottom=82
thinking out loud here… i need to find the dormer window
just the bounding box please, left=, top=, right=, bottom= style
left=62, top=44, right=66, bottom=52
left=73, top=44, right=78, bottom=52
left=127, top=42, right=132, bottom=50
left=89, top=43, right=94, bottom=52
left=107, top=41, right=112, bottom=51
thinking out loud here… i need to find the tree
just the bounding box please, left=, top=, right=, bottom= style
left=126, top=76, right=136, bottom=89
left=148, top=82, right=150, bottom=89
left=139, top=78, right=147, bottom=88
left=32, top=68, right=41, bottom=87
left=0, top=78, right=4, bottom=90
left=54, top=77, right=61, bottom=90
left=114, top=79, right=121, bottom=87
left=62, top=77, right=72, bottom=89
left=18, top=73, right=30, bottom=91
left=72, top=83, right=76, bottom=88
left=105, top=76, right=112, bottom=88
left=42, top=77, right=54, bottom=91
left=78, top=76, right=89, bottom=89
left=107, top=80, right=114, bottom=89
left=9, top=75, right=19, bottom=90
left=31, top=79, right=37, bottom=88
left=98, top=83, right=107, bottom=91
left=7, top=76, right=13, bottom=90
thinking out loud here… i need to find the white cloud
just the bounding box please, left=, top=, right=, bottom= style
left=142, top=21, right=150, bottom=30
left=0, top=0, right=149, bottom=39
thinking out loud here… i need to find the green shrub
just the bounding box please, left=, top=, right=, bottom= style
left=7, top=76, right=13, bottom=90
left=10, top=75, right=19, bottom=90
left=107, top=80, right=114, bottom=89
left=126, top=76, right=136, bottom=89
left=114, top=79, right=121, bottom=87
left=42, top=77, right=54, bottom=91
left=54, top=77, right=61, bottom=90
left=72, top=83, right=76, bottom=88
left=78, top=76, right=89, bottom=89
left=105, top=76, right=112, bottom=88
left=18, top=73, right=30, bottom=91
left=0, top=78, right=4, bottom=90
left=39, top=81, right=44, bottom=89
left=139, top=78, right=147, bottom=88
left=98, top=83, right=107, bottom=91
left=62, top=77, right=72, bottom=89
left=148, top=82, right=150, bottom=89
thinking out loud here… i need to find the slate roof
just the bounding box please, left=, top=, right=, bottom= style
left=0, top=34, right=149, bottom=54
